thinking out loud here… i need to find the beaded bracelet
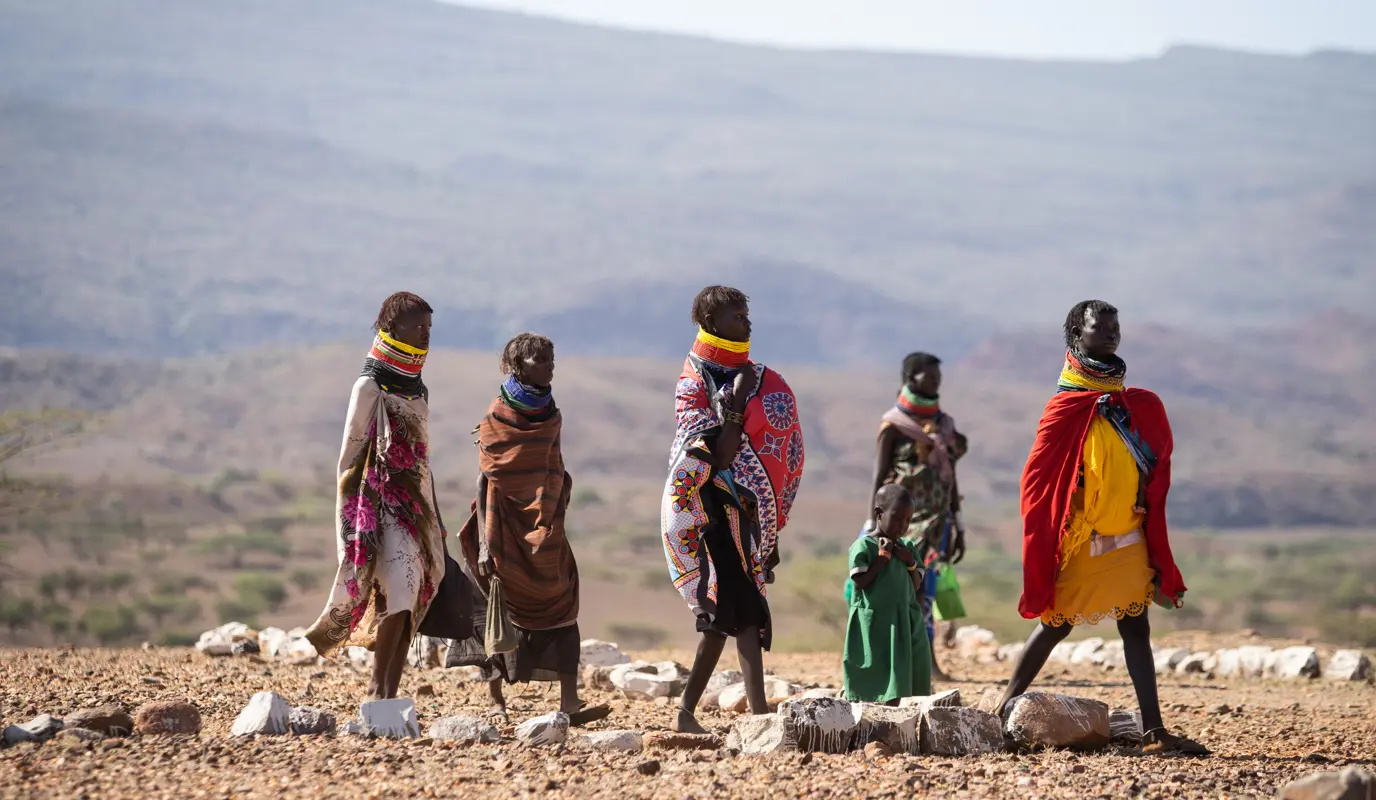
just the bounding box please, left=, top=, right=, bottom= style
left=723, top=410, right=745, bottom=425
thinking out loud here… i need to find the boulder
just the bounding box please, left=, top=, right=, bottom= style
left=231, top=639, right=261, bottom=657
left=716, top=677, right=798, bottom=714
left=651, top=660, right=690, bottom=682
left=1175, top=652, right=1212, bottom=675
left=920, top=706, right=1004, bottom=756
left=1153, top=648, right=1190, bottom=675
left=1108, top=710, right=1143, bottom=744
left=1003, top=693, right=1109, bottom=751
left=802, top=688, right=844, bottom=700
left=765, top=677, right=799, bottom=705
left=1323, top=650, right=1372, bottom=682
left=1068, top=638, right=1105, bottom=666
left=851, top=703, right=921, bottom=755
left=195, top=622, right=257, bottom=657
left=340, top=720, right=365, bottom=737
left=3, top=714, right=64, bottom=746
left=289, top=707, right=337, bottom=736
left=726, top=714, right=797, bottom=755
left=643, top=732, right=720, bottom=752
left=428, top=715, right=499, bottom=744
left=776, top=697, right=857, bottom=754
left=576, top=730, right=643, bottom=753
left=65, top=706, right=134, bottom=738
left=514, top=712, right=569, bottom=747
left=1279, top=767, right=1376, bottom=800
left=359, top=698, right=421, bottom=739
left=283, top=636, right=317, bottom=660
left=1269, top=646, right=1321, bottom=680
left=134, top=700, right=203, bottom=735
left=997, top=643, right=1026, bottom=663
left=580, top=639, right=632, bottom=668
left=898, top=689, right=962, bottom=711
left=230, top=692, right=291, bottom=737
left=1216, top=646, right=1272, bottom=679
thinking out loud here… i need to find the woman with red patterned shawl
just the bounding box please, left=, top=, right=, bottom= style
left=305, top=292, right=447, bottom=701
left=662, top=286, right=805, bottom=734
left=997, top=300, right=1208, bottom=755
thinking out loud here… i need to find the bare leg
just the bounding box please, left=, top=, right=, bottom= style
left=931, top=636, right=949, bottom=681
left=487, top=678, right=508, bottom=721
left=558, top=671, right=580, bottom=714
left=1118, top=612, right=1162, bottom=732
left=368, top=611, right=411, bottom=701
left=672, top=631, right=727, bottom=734
left=383, top=612, right=412, bottom=699
left=943, top=620, right=960, bottom=648
left=735, top=625, right=767, bottom=714
left=995, top=621, right=1072, bottom=713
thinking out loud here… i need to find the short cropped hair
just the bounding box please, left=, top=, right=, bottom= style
left=901, top=352, right=941, bottom=382
left=1063, top=300, right=1118, bottom=349
left=373, top=291, right=433, bottom=333
left=690, top=285, right=750, bottom=329
left=499, top=333, right=554, bottom=377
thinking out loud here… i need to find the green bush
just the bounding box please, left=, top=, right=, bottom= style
left=136, top=594, right=202, bottom=627
left=215, top=596, right=264, bottom=627
left=571, top=487, right=604, bottom=508
left=79, top=605, right=142, bottom=645
left=0, top=597, right=37, bottom=634
left=42, top=603, right=73, bottom=638
left=234, top=573, right=288, bottom=611
left=155, top=630, right=199, bottom=647
left=289, top=568, right=322, bottom=593
left=192, top=530, right=291, bottom=568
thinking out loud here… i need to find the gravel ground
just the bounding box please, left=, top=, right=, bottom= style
left=1, top=639, right=1372, bottom=799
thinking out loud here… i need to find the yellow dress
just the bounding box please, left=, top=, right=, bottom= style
left=1040, top=415, right=1155, bottom=627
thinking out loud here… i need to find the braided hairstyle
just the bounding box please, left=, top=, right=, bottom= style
left=373, top=291, right=433, bottom=333
left=500, top=333, right=554, bottom=379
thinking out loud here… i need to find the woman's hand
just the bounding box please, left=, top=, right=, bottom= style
left=731, top=368, right=758, bottom=408
left=479, top=555, right=495, bottom=578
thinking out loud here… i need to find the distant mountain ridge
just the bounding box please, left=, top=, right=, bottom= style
left=1, top=0, right=1373, bottom=361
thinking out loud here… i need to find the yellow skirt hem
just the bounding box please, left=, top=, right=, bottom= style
left=1040, top=582, right=1154, bottom=627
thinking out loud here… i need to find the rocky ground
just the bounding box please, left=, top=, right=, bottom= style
left=1, top=634, right=1373, bottom=799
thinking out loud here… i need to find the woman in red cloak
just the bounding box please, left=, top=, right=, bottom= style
left=997, top=300, right=1208, bottom=756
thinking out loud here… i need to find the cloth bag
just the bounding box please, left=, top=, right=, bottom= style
left=415, top=549, right=475, bottom=641
left=932, top=563, right=967, bottom=621
left=484, top=575, right=518, bottom=656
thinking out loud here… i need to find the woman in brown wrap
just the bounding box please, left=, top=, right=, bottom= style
left=453, top=334, right=609, bottom=725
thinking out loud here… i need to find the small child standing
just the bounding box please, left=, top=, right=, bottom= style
left=844, top=484, right=932, bottom=704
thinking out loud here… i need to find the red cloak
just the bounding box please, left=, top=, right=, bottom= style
left=1018, top=388, right=1185, bottom=619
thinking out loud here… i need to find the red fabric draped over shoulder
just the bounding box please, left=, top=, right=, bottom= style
left=1018, top=388, right=1185, bottom=619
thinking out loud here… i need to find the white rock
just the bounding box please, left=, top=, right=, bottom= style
left=607, top=661, right=651, bottom=688
left=1069, top=638, right=1106, bottom=666
left=359, top=698, right=421, bottom=740
left=1216, top=646, right=1273, bottom=679
left=284, top=637, right=317, bottom=660
left=196, top=622, right=256, bottom=657
left=1269, top=646, right=1320, bottom=680
left=776, top=697, right=856, bottom=754
left=953, top=626, right=999, bottom=658
left=852, top=703, right=921, bottom=755
left=726, top=714, right=796, bottom=755
left=651, top=660, right=690, bottom=682
left=1279, top=767, right=1376, bottom=800
left=617, top=671, right=679, bottom=700
left=231, top=692, right=292, bottom=737
left=428, top=715, right=500, bottom=744
left=346, top=646, right=375, bottom=669
left=1048, top=642, right=1076, bottom=665
left=898, top=689, right=962, bottom=711
left=997, top=643, right=1025, bottom=663
left=700, top=670, right=745, bottom=711
left=514, top=712, right=569, bottom=747
left=574, top=730, right=643, bottom=753
left=1154, top=647, right=1190, bottom=675
left=716, top=677, right=798, bottom=714
left=258, top=627, right=290, bottom=658
left=1323, top=650, right=1373, bottom=682
left=1097, top=641, right=1127, bottom=670
left=580, top=640, right=632, bottom=668
left=1176, top=651, right=1212, bottom=675
left=3, top=714, right=64, bottom=745
left=920, top=706, right=1004, bottom=756
left=717, top=682, right=749, bottom=714
left=340, top=720, right=365, bottom=737
left=1004, top=693, right=1110, bottom=751
left=407, top=636, right=444, bottom=669
left=765, top=677, right=799, bottom=704
left=803, top=688, right=844, bottom=700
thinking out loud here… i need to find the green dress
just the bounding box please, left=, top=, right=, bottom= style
left=843, top=535, right=931, bottom=703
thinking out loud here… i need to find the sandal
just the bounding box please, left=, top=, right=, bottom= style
left=1142, top=729, right=1211, bottom=756
left=567, top=704, right=612, bottom=727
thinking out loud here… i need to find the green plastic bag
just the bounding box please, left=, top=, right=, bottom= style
left=932, top=564, right=966, bottom=621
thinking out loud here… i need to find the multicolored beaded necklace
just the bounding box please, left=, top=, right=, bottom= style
left=692, top=328, right=750, bottom=372
left=1058, top=349, right=1126, bottom=393
left=500, top=374, right=554, bottom=417
left=896, top=385, right=940, bottom=418
left=361, top=330, right=428, bottom=398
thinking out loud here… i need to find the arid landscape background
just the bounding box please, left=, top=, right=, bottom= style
left=1, top=0, right=1374, bottom=657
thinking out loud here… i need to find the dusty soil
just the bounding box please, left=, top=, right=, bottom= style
left=1, top=637, right=1372, bottom=799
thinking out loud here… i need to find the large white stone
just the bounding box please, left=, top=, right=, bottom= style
left=407, top=636, right=444, bottom=669
left=1175, top=651, right=1212, bottom=675
left=1279, top=767, right=1376, bottom=800
left=953, top=626, right=999, bottom=659
left=1096, top=640, right=1127, bottom=670
left=196, top=622, right=256, bottom=657
left=726, top=714, right=796, bottom=755
left=921, top=706, right=1004, bottom=756
left=851, top=703, right=921, bottom=755
left=997, top=643, right=1026, bottom=663
left=514, top=712, right=569, bottom=747
left=428, top=715, right=500, bottom=744
left=1269, top=646, right=1321, bottom=680
left=617, top=671, right=679, bottom=700
left=1324, top=650, right=1373, bottom=682
left=284, top=636, right=317, bottom=659
left=717, top=682, right=749, bottom=714
left=258, top=627, right=290, bottom=659
left=1069, top=638, right=1106, bottom=666
left=359, top=698, right=421, bottom=740
left=346, top=646, right=375, bottom=669
left=579, top=640, right=631, bottom=668
left=3, top=714, right=64, bottom=745
left=898, top=689, right=962, bottom=711
left=1216, top=646, right=1273, bottom=679
left=574, top=730, right=643, bottom=753
left=700, top=670, right=745, bottom=710
left=1048, top=642, right=1076, bottom=665
left=777, top=697, right=856, bottom=754
left=231, top=692, right=291, bottom=737
left=1154, top=647, right=1191, bottom=675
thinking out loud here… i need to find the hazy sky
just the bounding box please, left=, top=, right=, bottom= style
left=459, top=0, right=1376, bottom=59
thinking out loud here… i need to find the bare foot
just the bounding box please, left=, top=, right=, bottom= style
left=1142, top=730, right=1211, bottom=757
left=932, top=666, right=951, bottom=682
left=671, top=708, right=709, bottom=735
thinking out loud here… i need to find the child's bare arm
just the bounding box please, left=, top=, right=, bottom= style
left=850, top=538, right=893, bottom=591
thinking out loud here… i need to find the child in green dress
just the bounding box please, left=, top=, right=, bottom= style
left=844, top=485, right=932, bottom=704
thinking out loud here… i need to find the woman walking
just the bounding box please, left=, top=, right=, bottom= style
left=454, top=334, right=608, bottom=725
left=662, top=285, right=805, bottom=734
left=866, top=351, right=967, bottom=679
left=997, top=300, right=1208, bottom=755
left=305, top=292, right=447, bottom=701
